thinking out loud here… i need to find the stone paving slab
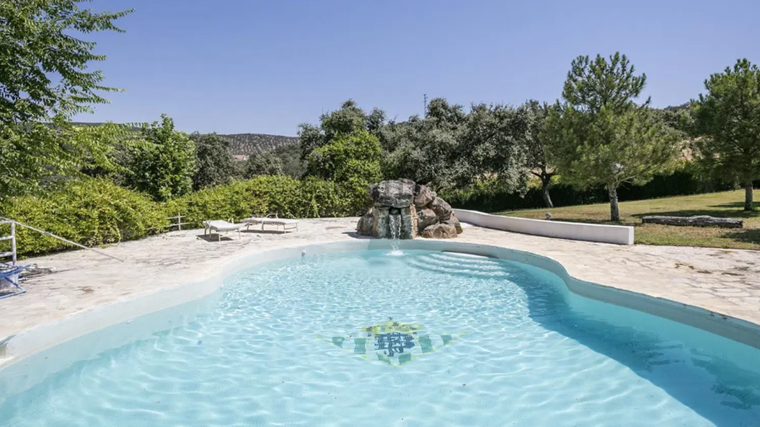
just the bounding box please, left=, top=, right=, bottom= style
left=1, top=218, right=759, bottom=340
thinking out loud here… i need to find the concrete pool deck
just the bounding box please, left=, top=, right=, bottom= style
left=2, top=217, right=759, bottom=343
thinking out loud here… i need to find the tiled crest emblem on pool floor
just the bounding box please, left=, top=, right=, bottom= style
left=318, top=319, right=461, bottom=367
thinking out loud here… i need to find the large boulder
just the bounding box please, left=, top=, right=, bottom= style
left=429, top=197, right=452, bottom=221
left=417, top=208, right=438, bottom=231
left=447, top=214, right=463, bottom=234
left=420, top=223, right=458, bottom=239
left=371, top=180, right=415, bottom=208
left=413, top=184, right=434, bottom=208
left=356, top=212, right=374, bottom=235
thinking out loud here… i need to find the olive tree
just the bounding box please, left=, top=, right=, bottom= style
left=523, top=101, right=555, bottom=207
left=190, top=133, right=236, bottom=190
left=545, top=53, right=680, bottom=221
left=692, top=59, right=760, bottom=211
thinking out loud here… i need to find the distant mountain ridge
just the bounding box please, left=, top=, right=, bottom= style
left=71, top=122, right=298, bottom=156
left=219, top=133, right=298, bottom=156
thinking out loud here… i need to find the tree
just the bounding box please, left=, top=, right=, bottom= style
left=306, top=130, right=382, bottom=194
left=127, top=115, right=196, bottom=201
left=692, top=59, right=760, bottom=211
left=381, top=99, right=467, bottom=188
left=0, top=0, right=133, bottom=198
left=190, top=133, right=236, bottom=190
left=246, top=151, right=285, bottom=177
left=545, top=53, right=680, bottom=221
left=523, top=101, right=555, bottom=207
left=460, top=103, right=531, bottom=194
left=299, top=99, right=368, bottom=160
left=0, top=0, right=132, bottom=123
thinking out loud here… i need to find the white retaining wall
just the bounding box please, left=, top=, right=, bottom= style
left=454, top=209, right=634, bottom=245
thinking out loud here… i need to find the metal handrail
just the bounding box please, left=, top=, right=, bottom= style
left=0, top=217, right=124, bottom=262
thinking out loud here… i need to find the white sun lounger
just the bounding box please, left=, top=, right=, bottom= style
left=203, top=220, right=243, bottom=241
left=241, top=215, right=299, bottom=233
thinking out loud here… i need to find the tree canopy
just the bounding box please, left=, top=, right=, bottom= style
left=126, top=115, right=196, bottom=201
left=692, top=58, right=760, bottom=211
left=0, top=0, right=132, bottom=123
left=545, top=53, right=680, bottom=221
left=0, top=0, right=133, bottom=199
left=190, top=133, right=236, bottom=190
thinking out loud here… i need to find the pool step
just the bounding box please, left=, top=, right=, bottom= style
left=405, top=253, right=510, bottom=277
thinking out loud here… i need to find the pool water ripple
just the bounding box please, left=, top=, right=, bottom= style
left=1, top=249, right=760, bottom=426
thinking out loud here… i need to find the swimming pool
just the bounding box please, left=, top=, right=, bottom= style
left=1, top=249, right=759, bottom=426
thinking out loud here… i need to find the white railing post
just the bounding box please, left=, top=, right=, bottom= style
left=10, top=220, right=16, bottom=267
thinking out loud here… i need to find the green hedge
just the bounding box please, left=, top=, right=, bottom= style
left=166, top=175, right=366, bottom=229
left=1, top=176, right=368, bottom=257
left=0, top=179, right=167, bottom=256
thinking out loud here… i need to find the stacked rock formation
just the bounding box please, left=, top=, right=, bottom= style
left=356, top=179, right=462, bottom=239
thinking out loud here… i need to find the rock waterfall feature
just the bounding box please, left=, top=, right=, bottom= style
left=356, top=180, right=462, bottom=239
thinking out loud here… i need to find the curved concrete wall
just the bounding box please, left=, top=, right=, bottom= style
left=454, top=209, right=634, bottom=245
left=2, top=239, right=759, bottom=399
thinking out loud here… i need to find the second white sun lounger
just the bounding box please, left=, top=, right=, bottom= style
left=203, top=220, right=243, bottom=241
left=241, top=215, right=299, bottom=233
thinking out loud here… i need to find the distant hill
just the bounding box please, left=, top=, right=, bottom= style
left=70, top=122, right=298, bottom=157
left=218, top=133, right=299, bottom=157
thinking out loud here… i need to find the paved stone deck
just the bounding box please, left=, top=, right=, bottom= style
left=2, top=218, right=759, bottom=340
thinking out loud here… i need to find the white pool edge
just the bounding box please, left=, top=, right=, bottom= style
left=1, top=239, right=759, bottom=398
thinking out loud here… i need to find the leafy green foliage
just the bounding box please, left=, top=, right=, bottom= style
left=306, top=130, right=382, bottom=192
left=190, top=133, right=236, bottom=190
left=0, top=121, right=138, bottom=199
left=298, top=100, right=382, bottom=160
left=0, top=178, right=166, bottom=256
left=126, top=115, right=197, bottom=201
left=382, top=98, right=532, bottom=196
left=545, top=53, right=680, bottom=220
left=166, top=175, right=366, bottom=228
left=0, top=0, right=133, bottom=198
left=692, top=58, right=760, bottom=210
left=0, top=0, right=132, bottom=123
left=460, top=103, right=530, bottom=191
left=381, top=99, right=467, bottom=188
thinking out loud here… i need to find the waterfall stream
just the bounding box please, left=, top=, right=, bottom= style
left=387, top=213, right=403, bottom=256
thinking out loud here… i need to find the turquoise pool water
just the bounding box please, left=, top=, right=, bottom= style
left=1, top=249, right=760, bottom=426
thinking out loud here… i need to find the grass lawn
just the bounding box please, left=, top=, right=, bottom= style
left=496, top=190, right=760, bottom=250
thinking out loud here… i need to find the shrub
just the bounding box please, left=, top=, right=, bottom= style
left=167, top=176, right=367, bottom=228
left=0, top=179, right=167, bottom=256
left=0, top=175, right=368, bottom=257
left=306, top=130, right=382, bottom=195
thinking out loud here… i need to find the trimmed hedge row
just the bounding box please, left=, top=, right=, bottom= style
left=442, top=167, right=737, bottom=213
left=165, top=175, right=366, bottom=229
left=1, top=176, right=367, bottom=257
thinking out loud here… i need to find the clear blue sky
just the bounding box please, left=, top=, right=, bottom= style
left=77, top=0, right=758, bottom=136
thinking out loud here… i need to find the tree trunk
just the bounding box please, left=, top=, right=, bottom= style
left=541, top=179, right=554, bottom=208
left=745, top=181, right=754, bottom=211
left=608, top=185, right=620, bottom=222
